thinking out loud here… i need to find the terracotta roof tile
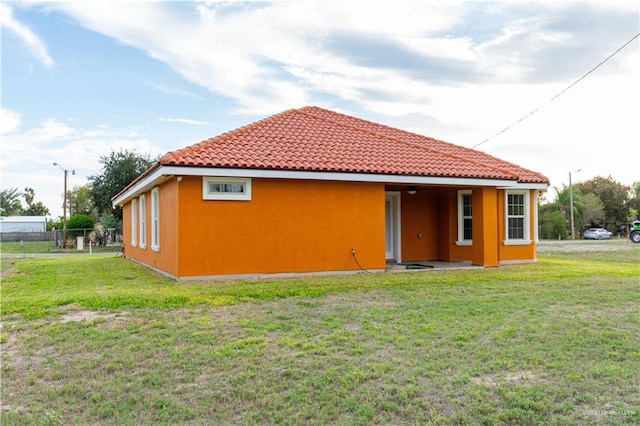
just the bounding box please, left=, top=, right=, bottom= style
left=155, top=106, right=548, bottom=184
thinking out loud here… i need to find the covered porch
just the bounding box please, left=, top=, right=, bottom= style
left=383, top=184, right=503, bottom=268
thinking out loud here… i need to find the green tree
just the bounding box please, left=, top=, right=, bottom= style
left=89, top=150, right=155, bottom=220
left=20, top=186, right=51, bottom=216
left=99, top=213, right=121, bottom=230
left=23, top=201, right=51, bottom=216
left=47, top=218, right=62, bottom=232
left=580, top=193, right=605, bottom=230
left=67, top=184, right=96, bottom=218
left=66, top=214, right=96, bottom=238
left=542, top=210, right=567, bottom=240
left=575, top=176, right=630, bottom=227
left=0, top=188, right=24, bottom=216
left=551, top=184, right=584, bottom=235
left=23, top=187, right=35, bottom=207
left=626, top=181, right=640, bottom=223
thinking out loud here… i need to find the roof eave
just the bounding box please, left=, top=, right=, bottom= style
left=112, top=165, right=548, bottom=207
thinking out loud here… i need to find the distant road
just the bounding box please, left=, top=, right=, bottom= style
left=537, top=239, right=638, bottom=252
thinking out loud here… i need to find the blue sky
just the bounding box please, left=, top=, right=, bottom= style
left=1, top=0, right=638, bottom=218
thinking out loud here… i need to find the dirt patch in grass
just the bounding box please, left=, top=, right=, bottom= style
left=320, top=290, right=400, bottom=308
left=0, top=259, right=19, bottom=279
left=471, top=370, right=546, bottom=388
left=59, top=308, right=128, bottom=324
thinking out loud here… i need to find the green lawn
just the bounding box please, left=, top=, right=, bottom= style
left=1, top=240, right=58, bottom=253
left=1, top=246, right=639, bottom=425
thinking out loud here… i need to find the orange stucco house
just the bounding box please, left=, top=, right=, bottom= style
left=112, top=106, right=549, bottom=280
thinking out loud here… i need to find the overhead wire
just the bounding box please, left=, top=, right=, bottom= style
left=472, top=31, right=640, bottom=149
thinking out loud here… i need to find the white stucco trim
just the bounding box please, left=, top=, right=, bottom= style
left=534, top=190, right=540, bottom=242
left=499, top=259, right=537, bottom=265
left=457, top=190, right=473, bottom=245
left=502, top=240, right=532, bottom=246
left=113, top=165, right=542, bottom=207
left=385, top=191, right=402, bottom=263
left=202, top=176, right=252, bottom=201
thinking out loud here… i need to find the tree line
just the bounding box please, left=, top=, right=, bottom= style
left=539, top=176, right=640, bottom=239
left=0, top=150, right=155, bottom=231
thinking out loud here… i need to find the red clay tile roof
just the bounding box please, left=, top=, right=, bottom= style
left=158, top=106, right=548, bottom=184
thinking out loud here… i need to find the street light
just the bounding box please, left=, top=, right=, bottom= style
left=569, top=169, right=582, bottom=240
left=53, top=162, right=75, bottom=248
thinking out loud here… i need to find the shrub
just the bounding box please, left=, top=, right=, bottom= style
left=542, top=211, right=567, bottom=240
left=66, top=214, right=96, bottom=238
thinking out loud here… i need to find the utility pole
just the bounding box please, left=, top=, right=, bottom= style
left=53, top=163, right=75, bottom=248
left=569, top=169, right=582, bottom=240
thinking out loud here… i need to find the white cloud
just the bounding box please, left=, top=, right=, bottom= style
left=30, top=1, right=465, bottom=115
left=146, top=83, right=204, bottom=100
left=34, top=0, right=635, bottom=119
left=5, top=0, right=639, bottom=205
left=158, top=118, right=208, bottom=125
left=471, top=68, right=640, bottom=190
left=0, top=116, right=163, bottom=217
left=0, top=2, right=54, bottom=67
left=0, top=109, right=22, bottom=134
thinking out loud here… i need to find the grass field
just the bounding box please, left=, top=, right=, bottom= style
left=1, top=240, right=122, bottom=254
left=0, top=241, right=55, bottom=253
left=1, top=243, right=639, bottom=425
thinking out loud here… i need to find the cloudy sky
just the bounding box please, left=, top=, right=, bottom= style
left=2, top=0, right=639, bottom=218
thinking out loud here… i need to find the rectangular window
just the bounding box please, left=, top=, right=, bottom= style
left=505, top=191, right=530, bottom=244
left=462, top=194, right=473, bottom=240
left=203, top=177, right=252, bottom=200
left=210, top=183, right=245, bottom=193
left=151, top=187, right=160, bottom=252
left=131, top=199, right=137, bottom=247
left=139, top=194, right=147, bottom=249
left=456, top=190, right=472, bottom=245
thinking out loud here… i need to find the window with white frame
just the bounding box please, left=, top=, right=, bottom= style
left=505, top=190, right=530, bottom=244
left=203, top=177, right=252, bottom=200
left=533, top=190, right=540, bottom=242
left=139, top=194, right=147, bottom=249
left=151, top=187, right=160, bottom=252
left=457, top=190, right=472, bottom=245
left=131, top=199, right=137, bottom=247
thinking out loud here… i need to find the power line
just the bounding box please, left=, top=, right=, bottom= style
left=472, top=31, right=640, bottom=149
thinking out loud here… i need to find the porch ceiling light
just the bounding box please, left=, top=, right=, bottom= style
left=407, top=186, right=418, bottom=195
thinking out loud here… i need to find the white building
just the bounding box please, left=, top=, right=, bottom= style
left=0, top=216, right=48, bottom=233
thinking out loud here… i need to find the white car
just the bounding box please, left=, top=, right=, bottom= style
left=583, top=228, right=612, bottom=240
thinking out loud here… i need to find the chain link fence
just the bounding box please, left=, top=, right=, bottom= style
left=0, top=227, right=123, bottom=254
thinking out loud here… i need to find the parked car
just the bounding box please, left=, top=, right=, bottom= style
left=583, top=228, right=613, bottom=240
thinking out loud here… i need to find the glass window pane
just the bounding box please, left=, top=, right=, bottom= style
left=209, top=182, right=245, bottom=193
left=463, top=194, right=472, bottom=216
left=508, top=194, right=524, bottom=217
left=508, top=217, right=524, bottom=239
left=463, top=218, right=472, bottom=240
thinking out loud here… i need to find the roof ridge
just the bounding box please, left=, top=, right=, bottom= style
left=303, top=106, right=551, bottom=183
left=301, top=106, right=467, bottom=151
left=297, top=107, right=520, bottom=180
